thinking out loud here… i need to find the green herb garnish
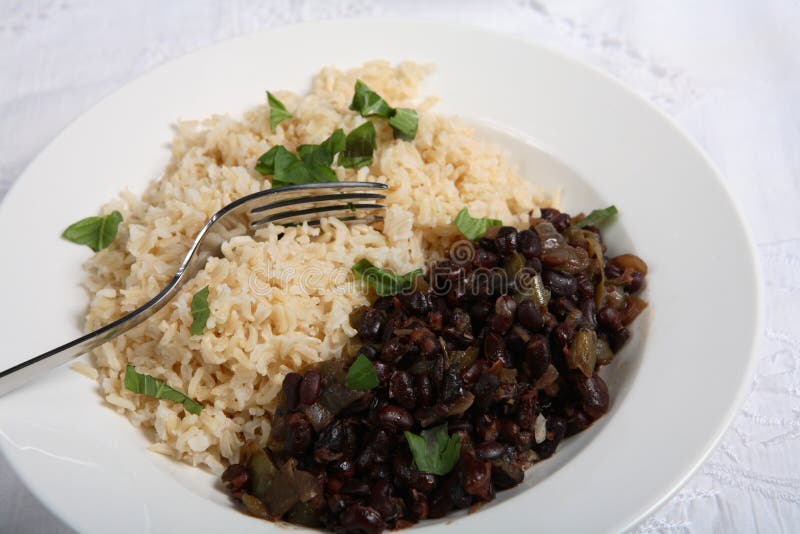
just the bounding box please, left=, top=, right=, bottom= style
left=61, top=211, right=123, bottom=252
left=388, top=108, right=419, bottom=141
left=190, top=286, right=210, bottom=336
left=349, top=80, right=394, bottom=118
left=352, top=258, right=422, bottom=297
left=349, top=80, right=418, bottom=141
left=267, top=92, right=292, bottom=132
left=574, top=205, right=618, bottom=229
left=338, top=121, right=377, bottom=169
left=344, top=354, right=379, bottom=390
left=124, top=365, right=203, bottom=414
left=403, top=425, right=461, bottom=475
left=297, top=129, right=346, bottom=167
left=452, top=207, right=502, bottom=240
left=256, top=130, right=345, bottom=187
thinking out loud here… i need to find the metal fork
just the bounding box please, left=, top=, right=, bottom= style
left=0, top=182, right=387, bottom=396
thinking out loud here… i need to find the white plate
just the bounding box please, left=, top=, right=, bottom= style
left=0, top=19, right=760, bottom=533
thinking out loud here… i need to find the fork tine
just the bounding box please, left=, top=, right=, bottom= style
left=284, top=214, right=385, bottom=228
left=250, top=192, right=386, bottom=215
left=251, top=203, right=386, bottom=227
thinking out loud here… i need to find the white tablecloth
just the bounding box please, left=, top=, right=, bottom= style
left=1, top=1, right=798, bottom=532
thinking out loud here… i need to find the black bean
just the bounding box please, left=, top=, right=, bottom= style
left=579, top=298, right=597, bottom=330
left=413, top=473, right=438, bottom=493
left=474, top=373, right=500, bottom=411
left=448, top=419, right=473, bottom=434
left=358, top=308, right=386, bottom=340
left=462, top=361, right=483, bottom=383
left=368, top=462, right=391, bottom=480
left=505, top=325, right=531, bottom=356
left=539, top=207, right=561, bottom=223
left=517, top=229, right=542, bottom=259
left=597, top=306, right=623, bottom=332
left=389, top=370, right=417, bottom=409
left=415, top=374, right=435, bottom=406
left=566, top=410, right=592, bottom=437
left=474, top=248, right=501, bottom=269
left=477, top=237, right=496, bottom=252
left=380, top=337, right=405, bottom=362
left=282, top=372, right=302, bottom=410
left=625, top=270, right=645, bottom=293
left=329, top=459, right=356, bottom=479
left=483, top=332, right=509, bottom=366
left=475, top=440, right=505, bottom=460
left=469, top=300, right=491, bottom=328
left=285, top=412, right=313, bottom=456
left=327, top=493, right=348, bottom=514
left=525, top=334, right=551, bottom=379
left=358, top=345, right=378, bottom=360
left=445, top=473, right=472, bottom=509
left=499, top=420, right=520, bottom=444
left=221, top=463, right=248, bottom=496
left=576, top=375, right=610, bottom=419
left=604, top=261, right=623, bottom=279
left=407, top=490, right=429, bottom=520
left=552, top=322, right=576, bottom=352
left=372, top=360, right=391, bottom=384
left=517, top=299, right=544, bottom=332
left=403, top=290, right=432, bottom=315
left=542, top=270, right=578, bottom=296
left=516, top=390, right=537, bottom=431
left=339, top=505, right=387, bottom=534
left=369, top=479, right=397, bottom=521
left=299, top=370, right=322, bottom=405
left=428, top=490, right=453, bottom=519
left=340, top=478, right=371, bottom=496
left=608, top=327, right=630, bottom=352
left=494, top=226, right=519, bottom=256
left=378, top=404, right=414, bottom=431
left=552, top=212, right=571, bottom=232
left=491, top=460, right=524, bottom=490
left=536, top=417, right=567, bottom=459
left=462, top=455, right=493, bottom=501
left=392, top=454, right=416, bottom=487
left=490, top=295, right=517, bottom=334
left=441, top=368, right=464, bottom=403
left=315, top=418, right=358, bottom=462
left=575, top=272, right=595, bottom=300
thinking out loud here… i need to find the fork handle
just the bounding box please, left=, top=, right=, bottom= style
left=0, top=281, right=178, bottom=397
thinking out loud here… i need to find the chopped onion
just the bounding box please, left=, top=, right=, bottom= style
left=567, top=329, right=597, bottom=378
left=611, top=253, right=648, bottom=275
left=595, top=336, right=614, bottom=365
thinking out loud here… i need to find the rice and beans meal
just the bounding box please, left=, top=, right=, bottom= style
left=62, top=62, right=648, bottom=532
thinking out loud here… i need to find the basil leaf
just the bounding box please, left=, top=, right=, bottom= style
left=62, top=211, right=123, bottom=252
left=574, top=205, right=618, bottom=229
left=344, top=354, right=379, bottom=390
left=259, top=130, right=344, bottom=188
left=297, top=129, right=346, bottom=167
left=267, top=91, right=292, bottom=132
left=190, top=286, right=210, bottom=336
left=338, top=121, right=377, bottom=169
left=352, top=258, right=422, bottom=297
left=388, top=108, right=418, bottom=141
left=124, top=365, right=203, bottom=415
left=349, top=80, right=394, bottom=118
left=255, top=145, right=282, bottom=175
left=452, top=207, right=502, bottom=240
left=403, top=425, right=461, bottom=475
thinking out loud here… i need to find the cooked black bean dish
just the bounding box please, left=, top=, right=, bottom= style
left=221, top=206, right=648, bottom=532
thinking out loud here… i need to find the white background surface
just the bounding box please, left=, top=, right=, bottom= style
left=0, top=1, right=796, bottom=532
